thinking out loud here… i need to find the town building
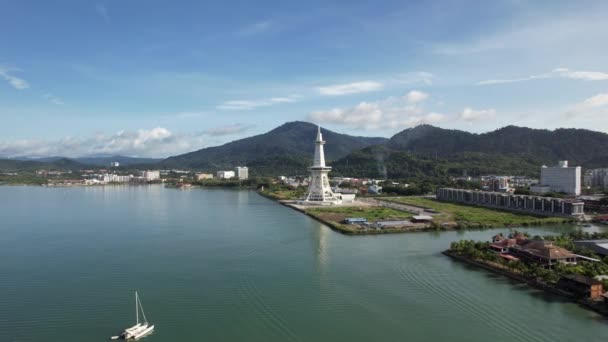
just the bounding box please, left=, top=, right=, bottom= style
left=235, top=166, right=249, bottom=180
left=557, top=275, right=604, bottom=299
left=110, top=161, right=120, bottom=167
left=301, top=126, right=340, bottom=205
left=573, top=240, right=608, bottom=257
left=140, top=170, right=160, bottom=181
left=530, top=161, right=582, bottom=196
left=586, top=168, right=608, bottom=191
left=484, top=176, right=511, bottom=192
left=490, top=233, right=578, bottom=267
left=196, top=173, right=214, bottom=180
left=217, top=170, right=235, bottom=179
left=436, top=188, right=585, bottom=217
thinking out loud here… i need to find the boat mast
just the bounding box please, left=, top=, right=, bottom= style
left=136, top=291, right=139, bottom=325
left=139, top=293, right=148, bottom=324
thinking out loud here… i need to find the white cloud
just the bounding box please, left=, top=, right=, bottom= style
left=318, top=81, right=383, bottom=96
left=581, top=93, right=608, bottom=108
left=0, top=128, right=206, bottom=158
left=459, top=107, right=496, bottom=121
left=405, top=90, right=428, bottom=104
left=217, top=95, right=300, bottom=110
left=562, top=93, right=608, bottom=120
left=477, top=67, right=608, bottom=85
left=0, top=67, right=29, bottom=90
left=552, top=68, right=608, bottom=81
left=43, top=93, right=65, bottom=105
left=308, top=92, right=444, bottom=130
left=95, top=4, right=109, bottom=22
left=202, top=123, right=254, bottom=136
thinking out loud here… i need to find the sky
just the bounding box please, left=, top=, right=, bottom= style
left=1, top=0, right=608, bottom=158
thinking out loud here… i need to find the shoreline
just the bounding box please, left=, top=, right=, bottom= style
left=257, top=190, right=449, bottom=235
left=443, top=250, right=608, bottom=318
left=258, top=190, right=580, bottom=236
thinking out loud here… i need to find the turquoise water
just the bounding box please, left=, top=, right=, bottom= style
left=1, top=185, right=607, bottom=341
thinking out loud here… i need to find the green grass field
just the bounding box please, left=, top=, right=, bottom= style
left=306, top=206, right=412, bottom=221
left=305, top=206, right=414, bottom=234
left=383, top=197, right=570, bottom=227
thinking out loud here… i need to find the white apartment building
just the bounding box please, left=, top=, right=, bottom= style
left=235, top=166, right=249, bottom=180
left=217, top=170, right=235, bottom=179
left=101, top=174, right=132, bottom=183
left=140, top=170, right=160, bottom=181
left=196, top=173, right=214, bottom=180
left=531, top=161, right=581, bottom=196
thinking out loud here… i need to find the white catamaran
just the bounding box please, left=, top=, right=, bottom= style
left=111, top=291, right=154, bottom=340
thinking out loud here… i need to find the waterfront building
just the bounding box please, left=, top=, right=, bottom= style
left=490, top=234, right=578, bottom=267
left=557, top=275, right=604, bottom=299
left=301, top=126, right=340, bottom=205
left=436, top=188, right=585, bottom=217
left=196, top=173, right=214, bottom=180
left=217, top=170, right=235, bottom=179
left=139, top=170, right=160, bottom=181
left=235, top=166, right=249, bottom=180
left=530, top=161, right=581, bottom=196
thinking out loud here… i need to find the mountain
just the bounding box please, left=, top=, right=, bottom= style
left=11, top=155, right=162, bottom=166
left=74, top=156, right=163, bottom=166
left=161, top=121, right=387, bottom=174
left=387, top=125, right=608, bottom=167
left=331, top=125, right=608, bottom=180
left=0, top=158, right=87, bottom=172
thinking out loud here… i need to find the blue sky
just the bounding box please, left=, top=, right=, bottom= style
left=1, top=0, right=608, bottom=157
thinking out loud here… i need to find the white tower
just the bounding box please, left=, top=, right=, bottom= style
left=303, top=126, right=339, bottom=204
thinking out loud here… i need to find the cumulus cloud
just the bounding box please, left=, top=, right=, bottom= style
left=202, top=123, right=254, bottom=136
left=318, top=81, right=383, bottom=96
left=217, top=95, right=300, bottom=110
left=0, top=128, right=207, bottom=158
left=405, top=90, right=429, bottom=104
left=0, top=67, right=29, bottom=90
left=459, top=107, right=496, bottom=121
left=477, top=68, right=608, bottom=85
left=308, top=92, right=444, bottom=130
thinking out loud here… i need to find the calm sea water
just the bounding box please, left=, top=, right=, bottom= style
left=1, top=185, right=607, bottom=342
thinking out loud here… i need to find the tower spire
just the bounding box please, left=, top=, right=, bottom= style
left=302, top=125, right=339, bottom=204
left=313, top=125, right=326, bottom=167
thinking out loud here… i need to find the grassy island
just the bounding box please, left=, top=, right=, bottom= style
left=382, top=197, right=573, bottom=227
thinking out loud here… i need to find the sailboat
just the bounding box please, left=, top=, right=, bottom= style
left=111, top=291, right=155, bottom=340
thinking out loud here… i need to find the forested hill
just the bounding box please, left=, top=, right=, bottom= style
left=160, top=121, right=387, bottom=173
left=330, top=125, right=608, bottom=180
left=387, top=125, right=608, bottom=167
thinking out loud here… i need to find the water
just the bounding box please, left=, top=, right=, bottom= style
left=1, top=186, right=607, bottom=342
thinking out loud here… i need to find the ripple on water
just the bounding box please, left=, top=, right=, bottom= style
left=394, top=256, right=549, bottom=342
